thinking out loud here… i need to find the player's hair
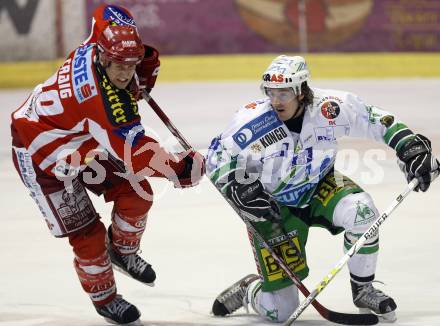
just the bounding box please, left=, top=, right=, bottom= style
left=299, top=82, right=314, bottom=108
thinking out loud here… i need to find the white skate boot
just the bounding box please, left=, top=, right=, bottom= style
left=351, top=280, right=397, bottom=323
left=212, top=274, right=260, bottom=316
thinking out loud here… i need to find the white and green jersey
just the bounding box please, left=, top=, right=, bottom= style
left=206, top=87, right=413, bottom=207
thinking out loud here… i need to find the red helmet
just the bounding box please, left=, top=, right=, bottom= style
left=97, top=25, right=144, bottom=65
left=84, top=4, right=136, bottom=45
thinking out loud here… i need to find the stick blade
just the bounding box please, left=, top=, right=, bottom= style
left=326, top=310, right=379, bottom=325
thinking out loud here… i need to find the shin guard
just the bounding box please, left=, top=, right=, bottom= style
left=106, top=179, right=152, bottom=255
left=111, top=211, right=147, bottom=255
left=69, top=221, right=116, bottom=306
left=74, top=251, right=116, bottom=306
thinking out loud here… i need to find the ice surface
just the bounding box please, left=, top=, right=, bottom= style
left=1, top=80, right=439, bottom=325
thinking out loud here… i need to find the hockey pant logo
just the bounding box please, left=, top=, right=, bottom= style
left=259, top=235, right=306, bottom=282
left=13, top=146, right=98, bottom=237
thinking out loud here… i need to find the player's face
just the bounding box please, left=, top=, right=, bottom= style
left=106, top=62, right=137, bottom=89
left=266, top=88, right=302, bottom=121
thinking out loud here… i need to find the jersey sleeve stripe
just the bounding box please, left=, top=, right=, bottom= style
left=209, top=161, right=238, bottom=184
left=387, top=128, right=414, bottom=150
left=38, top=134, right=93, bottom=170
left=383, top=123, right=414, bottom=149
left=28, top=119, right=87, bottom=155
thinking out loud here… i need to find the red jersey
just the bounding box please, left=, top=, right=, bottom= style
left=11, top=44, right=182, bottom=180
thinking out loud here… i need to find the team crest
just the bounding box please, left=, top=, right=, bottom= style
left=354, top=201, right=375, bottom=225
left=250, top=143, right=263, bottom=153
left=104, top=5, right=136, bottom=27
left=321, top=101, right=340, bottom=119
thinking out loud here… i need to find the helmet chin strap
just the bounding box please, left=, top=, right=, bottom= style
left=282, top=104, right=304, bottom=122
left=292, top=105, right=305, bottom=119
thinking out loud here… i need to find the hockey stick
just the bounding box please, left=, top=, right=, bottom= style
left=283, top=170, right=440, bottom=326
left=238, top=215, right=378, bottom=325
left=141, top=92, right=378, bottom=325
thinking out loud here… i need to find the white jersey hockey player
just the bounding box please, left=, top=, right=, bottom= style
left=206, top=55, right=438, bottom=323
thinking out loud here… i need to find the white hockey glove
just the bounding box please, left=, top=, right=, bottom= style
left=397, top=134, right=439, bottom=192
left=226, top=179, right=280, bottom=222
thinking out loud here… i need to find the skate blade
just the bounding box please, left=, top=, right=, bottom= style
left=104, top=317, right=142, bottom=325
left=359, top=308, right=397, bottom=323
left=112, top=264, right=155, bottom=287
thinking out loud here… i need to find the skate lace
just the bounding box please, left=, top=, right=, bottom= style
left=122, top=252, right=148, bottom=274
left=218, top=283, right=247, bottom=313
left=354, top=281, right=388, bottom=309
left=106, top=295, right=131, bottom=317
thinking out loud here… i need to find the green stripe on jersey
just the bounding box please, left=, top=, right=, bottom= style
left=272, top=166, right=298, bottom=194
left=383, top=123, right=412, bottom=149
left=209, top=160, right=238, bottom=184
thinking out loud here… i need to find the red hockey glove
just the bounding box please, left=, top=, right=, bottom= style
left=136, top=45, right=160, bottom=93
left=173, top=150, right=205, bottom=188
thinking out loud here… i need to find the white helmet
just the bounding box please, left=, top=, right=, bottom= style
left=261, top=55, right=310, bottom=95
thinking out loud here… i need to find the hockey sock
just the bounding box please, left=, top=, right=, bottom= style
left=110, top=210, right=147, bottom=255
left=74, top=250, right=116, bottom=306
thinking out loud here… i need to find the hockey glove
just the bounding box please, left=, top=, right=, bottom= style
left=397, top=134, right=439, bottom=192
left=226, top=179, right=280, bottom=223
left=136, top=44, right=160, bottom=94
left=173, top=150, right=205, bottom=188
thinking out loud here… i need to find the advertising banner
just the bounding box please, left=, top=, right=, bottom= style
left=0, top=0, right=56, bottom=60
left=85, top=0, right=440, bottom=54
left=0, top=0, right=86, bottom=61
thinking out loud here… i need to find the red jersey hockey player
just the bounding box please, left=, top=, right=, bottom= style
left=10, top=23, right=204, bottom=325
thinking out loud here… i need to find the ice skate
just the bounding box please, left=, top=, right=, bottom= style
left=351, top=280, right=397, bottom=323
left=212, top=274, right=260, bottom=316
left=95, top=295, right=141, bottom=325
left=108, top=227, right=156, bottom=286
